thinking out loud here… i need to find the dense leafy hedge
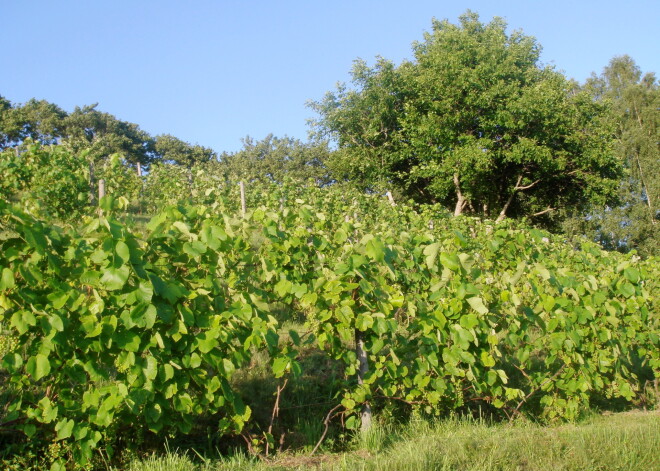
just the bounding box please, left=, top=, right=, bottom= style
left=0, top=183, right=658, bottom=468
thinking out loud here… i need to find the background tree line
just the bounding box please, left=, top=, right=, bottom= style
left=1, top=12, right=657, bottom=256
left=0, top=98, right=328, bottom=181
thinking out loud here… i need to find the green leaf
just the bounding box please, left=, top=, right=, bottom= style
left=624, top=267, right=640, bottom=283
left=355, top=313, right=374, bottom=331
left=26, top=354, right=51, bottom=381
left=196, top=332, right=219, bottom=354
left=132, top=303, right=157, bottom=329
left=272, top=356, right=289, bottom=378
left=440, top=252, right=461, bottom=272
left=73, top=424, right=89, bottom=441
left=0, top=268, right=15, bottom=290
left=288, top=329, right=301, bottom=346
left=49, top=315, right=64, bottom=332
left=172, top=221, right=192, bottom=237
left=345, top=415, right=358, bottom=430
left=22, top=423, right=37, bottom=438
left=222, top=358, right=235, bottom=376
left=2, top=353, right=23, bottom=371
left=618, top=282, right=635, bottom=298
left=460, top=313, right=479, bottom=330
left=480, top=351, right=496, bottom=367
left=334, top=228, right=348, bottom=244
left=11, top=310, right=36, bottom=335
left=342, top=397, right=356, bottom=410
left=115, top=330, right=141, bottom=352
left=38, top=397, right=58, bottom=423
left=146, top=403, right=162, bottom=424
left=162, top=363, right=174, bottom=381
left=365, top=238, right=385, bottom=262
left=370, top=338, right=385, bottom=354
left=23, top=226, right=48, bottom=253
left=135, top=281, right=154, bottom=303
left=274, top=279, right=293, bottom=297
left=48, top=291, right=69, bottom=310
left=423, top=243, right=441, bottom=270
left=183, top=242, right=204, bottom=259
left=467, top=297, right=488, bottom=315
left=115, top=240, right=130, bottom=263
left=116, top=351, right=136, bottom=371
left=100, top=265, right=130, bottom=291
left=55, top=419, right=74, bottom=440
left=143, top=356, right=158, bottom=380
left=80, top=270, right=101, bottom=286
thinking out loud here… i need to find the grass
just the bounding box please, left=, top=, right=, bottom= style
left=125, top=410, right=659, bottom=471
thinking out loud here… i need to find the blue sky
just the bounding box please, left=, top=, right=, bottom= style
left=2, top=0, right=658, bottom=153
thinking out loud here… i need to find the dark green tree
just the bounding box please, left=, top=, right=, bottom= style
left=310, top=11, right=622, bottom=228
left=62, top=104, right=157, bottom=168
left=570, top=56, right=658, bottom=256
left=154, top=134, right=217, bottom=168
left=219, top=134, right=330, bottom=184
left=0, top=97, right=67, bottom=149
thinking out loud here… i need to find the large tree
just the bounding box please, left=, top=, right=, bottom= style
left=0, top=98, right=158, bottom=170
left=310, top=11, right=622, bottom=228
left=219, top=134, right=330, bottom=184
left=0, top=97, right=67, bottom=149
left=573, top=56, right=658, bottom=256
left=154, top=134, right=217, bottom=168
left=62, top=104, right=157, bottom=168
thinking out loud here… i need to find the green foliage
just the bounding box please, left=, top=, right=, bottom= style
left=95, top=153, right=144, bottom=208
left=0, top=144, right=89, bottom=220
left=142, top=162, right=236, bottom=213
left=0, top=200, right=278, bottom=466
left=218, top=134, right=330, bottom=185
left=1, top=181, right=657, bottom=468
left=62, top=104, right=157, bottom=168
left=0, top=98, right=67, bottom=149
left=568, top=55, right=659, bottom=256
left=154, top=134, right=217, bottom=169
left=310, top=11, right=622, bottom=228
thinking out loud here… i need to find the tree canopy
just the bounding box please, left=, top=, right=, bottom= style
left=61, top=104, right=157, bottom=167
left=154, top=134, right=217, bottom=168
left=218, top=134, right=330, bottom=184
left=570, top=56, right=659, bottom=256
left=0, top=97, right=67, bottom=149
left=310, top=11, right=623, bottom=228
left=0, top=99, right=158, bottom=168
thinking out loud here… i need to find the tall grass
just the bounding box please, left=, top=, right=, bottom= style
left=126, top=410, right=659, bottom=471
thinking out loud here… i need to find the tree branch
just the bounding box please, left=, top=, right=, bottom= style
left=515, top=178, right=541, bottom=191
left=510, top=364, right=566, bottom=422
left=310, top=404, right=343, bottom=456
left=496, top=174, right=524, bottom=223
left=530, top=207, right=555, bottom=217
left=265, top=378, right=288, bottom=456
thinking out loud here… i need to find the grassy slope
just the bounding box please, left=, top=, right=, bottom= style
left=127, top=410, right=659, bottom=471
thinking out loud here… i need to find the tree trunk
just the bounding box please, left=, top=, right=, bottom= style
left=98, top=179, right=106, bottom=200
left=355, top=330, right=372, bottom=431
left=496, top=174, right=541, bottom=223
left=632, top=149, right=656, bottom=225
left=239, top=181, right=246, bottom=217
left=88, top=161, right=96, bottom=204
left=453, top=173, right=466, bottom=216
left=496, top=174, right=523, bottom=222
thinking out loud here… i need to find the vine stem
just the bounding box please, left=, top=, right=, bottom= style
left=509, top=364, right=566, bottom=422
left=265, top=378, right=288, bottom=456
left=310, top=404, right=343, bottom=456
